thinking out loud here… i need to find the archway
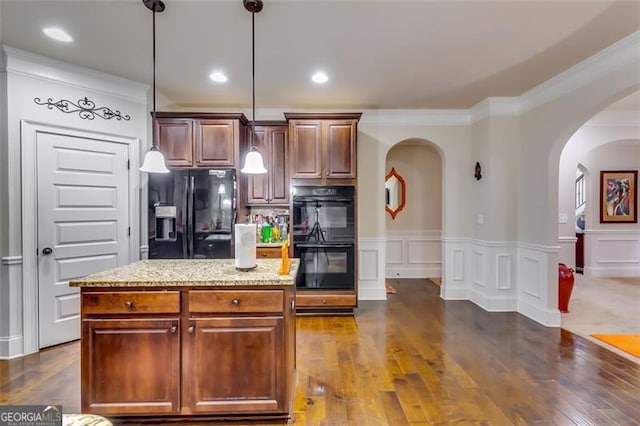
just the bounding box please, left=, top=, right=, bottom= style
left=383, top=139, right=444, bottom=290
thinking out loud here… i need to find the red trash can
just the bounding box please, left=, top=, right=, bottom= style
left=558, top=263, right=575, bottom=313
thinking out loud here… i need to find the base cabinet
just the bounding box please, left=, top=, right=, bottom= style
left=80, top=286, right=295, bottom=421
left=82, top=318, right=181, bottom=415
left=184, top=317, right=285, bottom=413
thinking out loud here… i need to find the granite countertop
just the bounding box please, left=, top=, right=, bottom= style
left=69, top=258, right=299, bottom=288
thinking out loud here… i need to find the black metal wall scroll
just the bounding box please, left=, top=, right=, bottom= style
left=34, top=96, right=131, bottom=121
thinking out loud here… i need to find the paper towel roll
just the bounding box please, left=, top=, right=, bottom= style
left=235, top=224, right=257, bottom=269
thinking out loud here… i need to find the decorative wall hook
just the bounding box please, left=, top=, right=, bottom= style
left=34, top=96, right=131, bottom=121
left=474, top=161, right=482, bottom=180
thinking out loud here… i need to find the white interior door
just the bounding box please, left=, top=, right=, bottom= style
left=37, top=132, right=130, bottom=348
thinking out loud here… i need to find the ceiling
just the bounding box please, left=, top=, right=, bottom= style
left=1, top=0, right=639, bottom=111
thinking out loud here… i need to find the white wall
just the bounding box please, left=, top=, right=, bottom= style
left=0, top=46, right=148, bottom=358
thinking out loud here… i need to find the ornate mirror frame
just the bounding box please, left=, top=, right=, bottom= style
left=385, top=167, right=406, bottom=219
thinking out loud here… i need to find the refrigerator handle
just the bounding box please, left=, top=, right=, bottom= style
left=188, top=175, right=195, bottom=258
left=182, top=175, right=189, bottom=259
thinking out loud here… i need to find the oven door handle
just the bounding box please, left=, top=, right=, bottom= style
left=296, top=243, right=354, bottom=249
left=293, top=197, right=353, bottom=203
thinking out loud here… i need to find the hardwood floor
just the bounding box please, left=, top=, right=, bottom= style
left=2, top=279, right=639, bottom=425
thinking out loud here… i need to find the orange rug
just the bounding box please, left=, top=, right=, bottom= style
left=591, top=334, right=640, bottom=358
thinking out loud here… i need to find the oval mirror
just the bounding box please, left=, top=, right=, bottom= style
left=385, top=167, right=406, bottom=219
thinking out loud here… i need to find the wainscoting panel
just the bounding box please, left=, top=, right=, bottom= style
left=359, top=238, right=386, bottom=300
left=496, top=255, right=512, bottom=290
left=0, top=256, right=25, bottom=359
left=468, top=240, right=517, bottom=312
left=473, top=251, right=485, bottom=288
left=584, top=229, right=640, bottom=277
left=441, top=238, right=469, bottom=300
left=517, top=243, right=561, bottom=327
left=386, top=230, right=441, bottom=279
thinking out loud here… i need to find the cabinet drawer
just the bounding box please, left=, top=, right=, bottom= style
left=189, top=290, right=283, bottom=314
left=82, top=291, right=181, bottom=315
left=257, top=247, right=282, bottom=259
left=296, top=293, right=356, bottom=308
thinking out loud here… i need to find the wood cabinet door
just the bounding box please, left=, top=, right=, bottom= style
left=195, top=119, right=237, bottom=167
left=268, top=126, right=289, bottom=204
left=156, top=118, right=194, bottom=167
left=184, top=316, right=285, bottom=414
left=290, top=120, right=322, bottom=179
left=81, top=318, right=180, bottom=415
left=246, top=126, right=269, bottom=204
left=324, top=120, right=356, bottom=179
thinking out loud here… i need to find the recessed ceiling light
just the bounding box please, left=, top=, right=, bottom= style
left=42, top=27, right=73, bottom=43
left=209, top=71, right=228, bottom=83
left=311, top=71, right=329, bottom=84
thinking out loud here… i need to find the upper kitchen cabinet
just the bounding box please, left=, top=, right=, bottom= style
left=285, top=113, right=362, bottom=183
left=246, top=123, right=290, bottom=206
left=154, top=113, right=248, bottom=169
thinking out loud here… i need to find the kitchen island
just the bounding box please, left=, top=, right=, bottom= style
left=69, top=258, right=298, bottom=422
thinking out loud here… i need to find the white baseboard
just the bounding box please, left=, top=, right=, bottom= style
left=517, top=299, right=561, bottom=327
left=584, top=266, right=640, bottom=277
left=0, top=335, right=24, bottom=359
left=386, top=265, right=441, bottom=279
left=440, top=286, right=469, bottom=300
left=470, top=290, right=517, bottom=311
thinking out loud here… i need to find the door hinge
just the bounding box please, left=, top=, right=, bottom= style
left=128, top=227, right=131, bottom=236
left=127, top=160, right=130, bottom=170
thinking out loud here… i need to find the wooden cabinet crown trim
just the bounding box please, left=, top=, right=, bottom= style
left=284, top=112, right=362, bottom=121
left=154, top=112, right=249, bottom=125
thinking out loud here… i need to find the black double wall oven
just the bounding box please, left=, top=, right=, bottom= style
left=292, top=186, right=356, bottom=290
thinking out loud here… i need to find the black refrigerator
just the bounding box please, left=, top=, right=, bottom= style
left=148, top=169, right=237, bottom=259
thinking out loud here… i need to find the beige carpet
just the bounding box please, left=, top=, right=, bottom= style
left=561, top=275, right=640, bottom=363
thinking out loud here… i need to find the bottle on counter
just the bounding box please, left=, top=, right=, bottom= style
left=261, top=223, right=271, bottom=243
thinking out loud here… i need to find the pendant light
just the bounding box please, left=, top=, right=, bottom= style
left=240, top=0, right=267, bottom=174
left=139, top=0, right=170, bottom=174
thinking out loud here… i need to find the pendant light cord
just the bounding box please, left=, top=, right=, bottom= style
left=152, top=8, right=157, bottom=148
left=251, top=9, right=256, bottom=148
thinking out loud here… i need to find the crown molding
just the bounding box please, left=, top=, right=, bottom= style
left=519, top=30, right=640, bottom=114
left=1, top=45, right=148, bottom=104
left=359, top=109, right=470, bottom=126
left=469, top=97, right=521, bottom=123
left=584, top=110, right=640, bottom=127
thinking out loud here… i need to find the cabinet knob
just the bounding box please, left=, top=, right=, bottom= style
left=231, top=299, right=240, bottom=306
left=322, top=299, right=327, bottom=304
left=262, top=253, right=267, bottom=257
left=170, top=325, right=177, bottom=333
left=125, top=301, right=134, bottom=309
left=188, top=325, right=195, bottom=333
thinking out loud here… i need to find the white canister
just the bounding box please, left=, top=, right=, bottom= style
left=234, top=224, right=257, bottom=269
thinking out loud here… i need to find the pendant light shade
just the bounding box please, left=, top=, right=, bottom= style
left=140, top=145, right=170, bottom=173
left=240, top=0, right=267, bottom=175
left=241, top=146, right=268, bottom=174
left=140, top=0, right=169, bottom=174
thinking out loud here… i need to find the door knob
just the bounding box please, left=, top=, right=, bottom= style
left=41, top=247, right=53, bottom=255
